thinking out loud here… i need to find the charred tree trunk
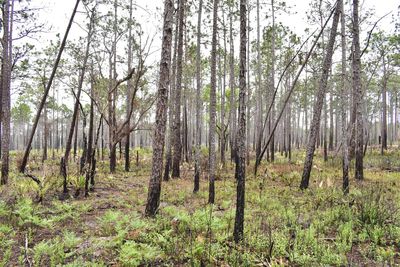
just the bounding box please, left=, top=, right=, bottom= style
left=234, top=0, right=247, bottom=243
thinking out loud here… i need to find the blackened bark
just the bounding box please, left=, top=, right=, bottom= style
left=234, top=0, right=247, bottom=243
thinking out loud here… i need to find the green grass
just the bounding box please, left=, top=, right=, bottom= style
left=0, top=148, right=399, bottom=266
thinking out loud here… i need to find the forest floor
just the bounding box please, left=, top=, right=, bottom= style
left=1, top=147, right=400, bottom=266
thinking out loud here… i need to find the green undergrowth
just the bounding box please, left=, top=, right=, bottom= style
left=0, top=148, right=400, bottom=266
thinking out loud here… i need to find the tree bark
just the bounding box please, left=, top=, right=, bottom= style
left=171, top=0, right=185, bottom=178
left=340, top=0, right=349, bottom=194
left=145, top=0, right=173, bottom=216
left=208, top=0, right=218, bottom=204
left=194, top=0, right=203, bottom=193
left=1, top=0, right=11, bottom=185
left=125, top=0, right=134, bottom=172
left=381, top=55, right=388, bottom=154
left=163, top=1, right=179, bottom=182
left=300, top=0, right=341, bottom=189
left=234, top=0, right=247, bottom=243
left=353, top=0, right=363, bottom=180
left=229, top=5, right=237, bottom=161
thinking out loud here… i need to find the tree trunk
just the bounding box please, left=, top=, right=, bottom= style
left=61, top=14, right=93, bottom=194
left=19, top=0, right=80, bottom=173
left=340, top=0, right=349, bottom=194
left=353, top=0, right=363, bottom=180
left=42, top=101, right=48, bottom=162
left=255, top=0, right=263, bottom=164
left=381, top=56, right=388, bottom=154
left=125, top=0, right=134, bottom=172
left=300, top=0, right=341, bottom=189
left=269, top=0, right=276, bottom=162
left=208, top=0, right=218, bottom=204
left=145, top=0, right=173, bottom=216
left=171, top=0, right=185, bottom=178
left=194, top=0, right=203, bottom=193
left=1, top=0, right=11, bottom=185
left=229, top=6, right=237, bottom=161
left=234, top=0, right=247, bottom=243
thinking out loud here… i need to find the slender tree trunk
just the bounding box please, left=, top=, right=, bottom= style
left=329, top=94, right=334, bottom=151
left=381, top=56, right=388, bottom=154
left=234, top=0, right=247, bottom=243
left=87, top=79, right=94, bottom=167
left=61, top=14, right=93, bottom=194
left=1, top=0, right=11, bottom=185
left=145, top=0, right=173, bottom=216
left=246, top=6, right=251, bottom=165
left=19, top=0, right=80, bottom=173
left=125, top=0, right=134, bottom=172
left=208, top=0, right=218, bottom=204
left=353, top=0, right=363, bottom=180
left=194, top=0, right=203, bottom=193
left=269, top=0, right=276, bottom=162
left=300, top=0, right=341, bottom=189
left=73, top=111, right=79, bottom=159
left=229, top=6, right=237, bottom=161
left=340, top=1, right=349, bottom=194
left=171, top=0, right=185, bottom=178
left=42, top=102, right=48, bottom=162
left=255, top=0, right=263, bottom=164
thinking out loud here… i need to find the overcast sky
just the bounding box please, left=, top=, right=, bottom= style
left=33, top=0, right=398, bottom=42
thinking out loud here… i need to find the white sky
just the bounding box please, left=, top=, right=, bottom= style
left=33, top=0, right=398, bottom=42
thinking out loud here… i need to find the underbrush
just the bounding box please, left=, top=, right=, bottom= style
left=1, top=148, right=400, bottom=266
